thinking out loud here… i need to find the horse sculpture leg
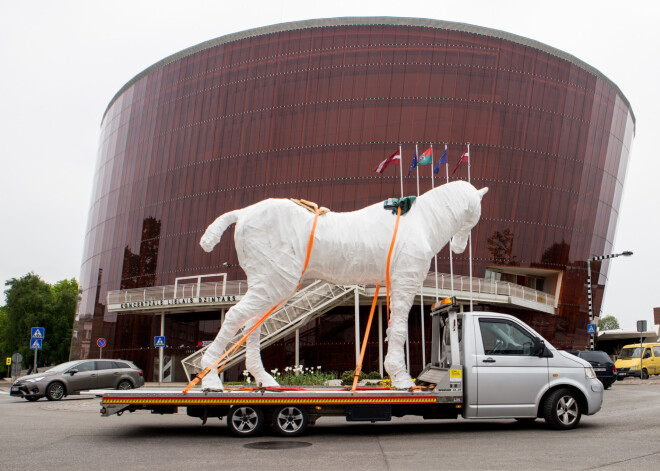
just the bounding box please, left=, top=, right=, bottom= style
left=200, top=288, right=278, bottom=390
left=244, top=320, right=279, bottom=387
left=384, top=287, right=417, bottom=389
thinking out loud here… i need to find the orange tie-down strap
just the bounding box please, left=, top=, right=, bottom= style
left=351, top=206, right=401, bottom=392
left=183, top=208, right=320, bottom=394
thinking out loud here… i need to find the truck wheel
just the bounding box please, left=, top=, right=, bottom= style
left=641, top=369, right=649, bottom=380
left=226, top=406, right=264, bottom=437
left=46, top=382, right=66, bottom=401
left=543, top=388, right=581, bottom=430
left=272, top=406, right=309, bottom=437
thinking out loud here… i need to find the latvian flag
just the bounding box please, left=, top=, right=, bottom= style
left=373, top=150, right=402, bottom=173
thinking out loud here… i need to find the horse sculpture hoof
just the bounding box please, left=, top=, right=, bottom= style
left=390, top=372, right=415, bottom=390
left=201, top=373, right=224, bottom=391
left=253, top=373, right=280, bottom=388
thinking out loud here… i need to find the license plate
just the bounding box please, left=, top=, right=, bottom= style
left=594, top=368, right=606, bottom=372
left=11, top=387, right=20, bottom=392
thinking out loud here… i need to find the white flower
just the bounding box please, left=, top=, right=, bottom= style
left=317, top=366, right=322, bottom=370
left=247, top=377, right=251, bottom=383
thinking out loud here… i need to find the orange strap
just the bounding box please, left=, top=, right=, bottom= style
left=183, top=208, right=320, bottom=394
left=386, top=206, right=402, bottom=324
left=351, top=205, right=402, bottom=392
left=351, top=284, right=380, bottom=392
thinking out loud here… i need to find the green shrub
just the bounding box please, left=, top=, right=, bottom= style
left=365, top=371, right=382, bottom=380
left=341, top=369, right=366, bottom=385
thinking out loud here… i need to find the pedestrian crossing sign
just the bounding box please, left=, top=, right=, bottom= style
left=31, top=327, right=45, bottom=339
left=30, top=338, right=43, bottom=350
left=154, top=336, right=166, bottom=348
left=587, top=324, right=596, bottom=334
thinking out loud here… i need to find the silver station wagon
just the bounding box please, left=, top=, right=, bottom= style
left=10, top=359, right=144, bottom=401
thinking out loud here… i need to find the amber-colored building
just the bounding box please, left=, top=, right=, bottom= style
left=71, top=18, right=634, bottom=381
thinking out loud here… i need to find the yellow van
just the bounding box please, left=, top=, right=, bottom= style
left=615, top=343, right=660, bottom=380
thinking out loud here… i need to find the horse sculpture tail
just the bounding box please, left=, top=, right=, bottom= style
left=200, top=209, right=242, bottom=253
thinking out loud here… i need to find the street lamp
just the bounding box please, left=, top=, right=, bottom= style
left=587, top=251, right=633, bottom=350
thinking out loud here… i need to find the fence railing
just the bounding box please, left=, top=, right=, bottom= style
left=107, top=273, right=554, bottom=309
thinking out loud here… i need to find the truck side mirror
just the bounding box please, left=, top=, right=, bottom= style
left=533, top=339, right=546, bottom=357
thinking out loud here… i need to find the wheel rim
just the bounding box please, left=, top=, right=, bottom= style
left=555, top=395, right=578, bottom=426
left=49, top=384, right=64, bottom=400
left=276, top=407, right=304, bottom=433
left=231, top=407, right=259, bottom=433
left=118, top=381, right=132, bottom=390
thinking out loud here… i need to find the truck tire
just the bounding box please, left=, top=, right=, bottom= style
left=226, top=405, right=264, bottom=437
left=542, top=388, right=581, bottom=430
left=641, top=369, right=649, bottom=380
left=272, top=406, right=309, bottom=437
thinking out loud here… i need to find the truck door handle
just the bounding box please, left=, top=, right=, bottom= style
left=482, top=358, right=496, bottom=363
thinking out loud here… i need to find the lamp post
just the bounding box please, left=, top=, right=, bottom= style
left=587, top=251, right=633, bottom=350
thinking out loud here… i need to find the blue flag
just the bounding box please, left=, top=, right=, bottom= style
left=407, top=151, right=418, bottom=176
left=433, top=149, right=448, bottom=175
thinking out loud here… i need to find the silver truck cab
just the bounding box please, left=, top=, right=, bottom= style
left=418, top=299, right=603, bottom=429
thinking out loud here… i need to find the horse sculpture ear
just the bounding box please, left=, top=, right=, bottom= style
left=478, top=187, right=489, bottom=199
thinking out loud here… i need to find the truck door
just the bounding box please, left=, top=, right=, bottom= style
left=475, top=317, right=549, bottom=418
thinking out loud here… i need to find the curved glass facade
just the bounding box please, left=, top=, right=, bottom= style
left=72, top=18, right=634, bottom=380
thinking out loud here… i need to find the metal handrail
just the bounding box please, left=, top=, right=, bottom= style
left=107, top=273, right=554, bottom=308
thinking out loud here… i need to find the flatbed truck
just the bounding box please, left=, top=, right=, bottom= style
left=96, top=299, right=603, bottom=436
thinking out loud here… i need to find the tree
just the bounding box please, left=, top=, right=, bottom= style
left=0, top=273, right=78, bottom=370
left=599, top=315, right=620, bottom=331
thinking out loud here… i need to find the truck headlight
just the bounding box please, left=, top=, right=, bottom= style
left=585, top=367, right=596, bottom=379
left=629, top=365, right=639, bottom=371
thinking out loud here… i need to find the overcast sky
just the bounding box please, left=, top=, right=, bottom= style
left=1, top=0, right=658, bottom=330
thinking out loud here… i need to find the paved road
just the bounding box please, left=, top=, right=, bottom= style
left=1, top=382, right=659, bottom=470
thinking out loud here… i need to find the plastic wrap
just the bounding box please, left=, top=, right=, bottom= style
left=200, top=180, right=487, bottom=390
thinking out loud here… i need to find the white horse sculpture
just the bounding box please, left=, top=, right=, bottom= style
left=199, top=180, right=487, bottom=390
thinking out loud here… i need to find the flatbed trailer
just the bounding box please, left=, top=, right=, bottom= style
left=96, top=385, right=464, bottom=436
left=95, top=299, right=604, bottom=434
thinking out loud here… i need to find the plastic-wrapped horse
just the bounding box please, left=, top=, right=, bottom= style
left=199, top=180, right=487, bottom=389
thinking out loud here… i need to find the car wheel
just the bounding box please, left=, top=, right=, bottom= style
left=117, top=380, right=133, bottom=390
left=272, top=406, right=309, bottom=437
left=46, top=382, right=66, bottom=401
left=24, top=396, right=40, bottom=402
left=226, top=406, right=264, bottom=437
left=543, top=388, right=581, bottom=430
left=641, top=369, right=649, bottom=380
left=604, top=383, right=612, bottom=390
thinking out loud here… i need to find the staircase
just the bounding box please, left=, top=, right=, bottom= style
left=181, top=281, right=358, bottom=380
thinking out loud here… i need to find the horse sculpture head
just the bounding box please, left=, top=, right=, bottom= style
left=449, top=186, right=488, bottom=254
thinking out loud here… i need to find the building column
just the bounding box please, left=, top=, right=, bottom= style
left=158, top=312, right=165, bottom=384
left=354, top=287, right=360, bottom=364
left=378, top=302, right=383, bottom=377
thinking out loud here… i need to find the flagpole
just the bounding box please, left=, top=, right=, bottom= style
left=414, top=144, right=426, bottom=367
left=467, top=142, right=473, bottom=312
left=445, top=143, right=454, bottom=298
left=399, top=144, right=404, bottom=198
left=431, top=144, right=439, bottom=304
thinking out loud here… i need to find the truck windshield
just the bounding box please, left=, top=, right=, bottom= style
left=619, top=347, right=642, bottom=359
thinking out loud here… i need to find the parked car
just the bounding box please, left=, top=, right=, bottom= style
left=10, top=359, right=144, bottom=401
left=615, top=343, right=660, bottom=380
left=566, top=350, right=616, bottom=389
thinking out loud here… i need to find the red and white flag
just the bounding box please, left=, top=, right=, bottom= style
left=451, top=148, right=469, bottom=175
left=373, top=150, right=401, bottom=173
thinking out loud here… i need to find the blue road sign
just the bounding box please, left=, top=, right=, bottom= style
left=587, top=324, right=597, bottom=334
left=31, top=327, right=45, bottom=339
left=30, top=338, right=43, bottom=350
left=97, top=338, right=106, bottom=348
left=154, top=336, right=166, bottom=348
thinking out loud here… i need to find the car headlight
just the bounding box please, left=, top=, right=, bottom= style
left=585, top=367, right=597, bottom=379
left=25, top=376, right=45, bottom=383
left=629, top=365, right=639, bottom=371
